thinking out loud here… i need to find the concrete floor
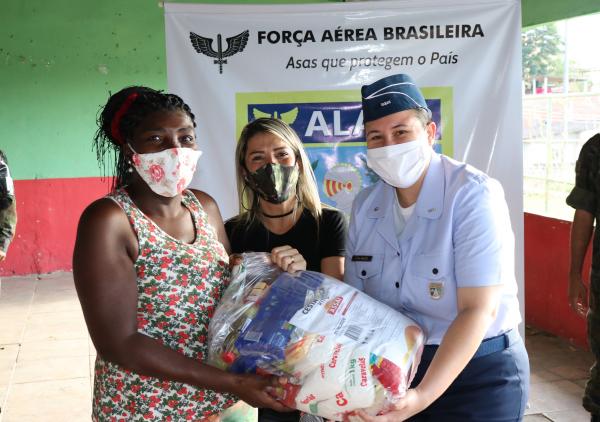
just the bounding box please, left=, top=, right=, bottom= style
left=0, top=272, right=595, bottom=421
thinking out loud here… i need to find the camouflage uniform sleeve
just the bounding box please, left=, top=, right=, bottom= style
left=566, top=134, right=600, bottom=214
left=0, top=198, right=16, bottom=254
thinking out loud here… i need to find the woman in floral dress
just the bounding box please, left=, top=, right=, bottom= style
left=73, top=87, right=291, bottom=421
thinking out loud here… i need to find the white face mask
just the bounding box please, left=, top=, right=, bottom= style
left=366, top=136, right=432, bottom=188
left=129, top=145, right=202, bottom=197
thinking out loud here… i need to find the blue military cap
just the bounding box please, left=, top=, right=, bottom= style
left=361, top=74, right=430, bottom=123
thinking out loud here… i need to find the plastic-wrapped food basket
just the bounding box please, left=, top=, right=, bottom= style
left=208, top=253, right=425, bottom=421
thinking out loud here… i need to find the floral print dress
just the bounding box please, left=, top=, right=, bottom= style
left=92, top=188, right=254, bottom=421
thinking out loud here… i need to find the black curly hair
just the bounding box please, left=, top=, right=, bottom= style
left=93, top=86, right=196, bottom=191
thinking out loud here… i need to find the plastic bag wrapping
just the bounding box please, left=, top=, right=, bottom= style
left=208, top=252, right=425, bottom=421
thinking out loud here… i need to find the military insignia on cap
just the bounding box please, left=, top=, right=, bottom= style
left=428, top=282, right=443, bottom=300
left=361, top=73, right=430, bottom=123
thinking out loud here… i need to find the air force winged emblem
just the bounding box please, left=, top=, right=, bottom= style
left=252, top=107, right=299, bottom=125
left=189, top=30, right=249, bottom=74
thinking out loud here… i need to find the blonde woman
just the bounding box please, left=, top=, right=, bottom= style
left=225, top=117, right=347, bottom=421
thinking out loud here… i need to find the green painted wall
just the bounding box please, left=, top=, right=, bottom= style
left=1, top=1, right=168, bottom=180
left=522, top=0, right=600, bottom=27
left=2, top=0, right=599, bottom=181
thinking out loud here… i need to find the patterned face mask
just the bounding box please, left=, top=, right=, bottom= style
left=245, top=163, right=299, bottom=204
left=129, top=145, right=202, bottom=197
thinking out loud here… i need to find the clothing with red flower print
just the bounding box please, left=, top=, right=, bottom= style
left=92, top=188, right=235, bottom=421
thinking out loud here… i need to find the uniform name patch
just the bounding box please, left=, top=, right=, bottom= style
left=351, top=255, right=372, bottom=262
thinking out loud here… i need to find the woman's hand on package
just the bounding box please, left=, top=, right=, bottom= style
left=271, top=245, right=306, bottom=273
left=228, top=253, right=243, bottom=270
left=229, top=373, right=294, bottom=413
left=354, top=389, right=428, bottom=422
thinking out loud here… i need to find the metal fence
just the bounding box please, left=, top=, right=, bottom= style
left=523, top=93, right=600, bottom=220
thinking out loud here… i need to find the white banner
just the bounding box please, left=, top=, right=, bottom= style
left=165, top=0, right=523, bottom=311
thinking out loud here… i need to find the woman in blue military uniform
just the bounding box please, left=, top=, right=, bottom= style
left=346, top=74, right=529, bottom=421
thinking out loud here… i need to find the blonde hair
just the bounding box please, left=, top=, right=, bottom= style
left=234, top=118, right=322, bottom=225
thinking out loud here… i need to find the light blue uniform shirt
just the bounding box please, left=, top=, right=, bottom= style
left=344, top=153, right=521, bottom=345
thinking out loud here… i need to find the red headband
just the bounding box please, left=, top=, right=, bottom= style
left=110, top=92, right=139, bottom=144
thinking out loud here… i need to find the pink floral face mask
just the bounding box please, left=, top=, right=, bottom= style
left=129, top=145, right=202, bottom=197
